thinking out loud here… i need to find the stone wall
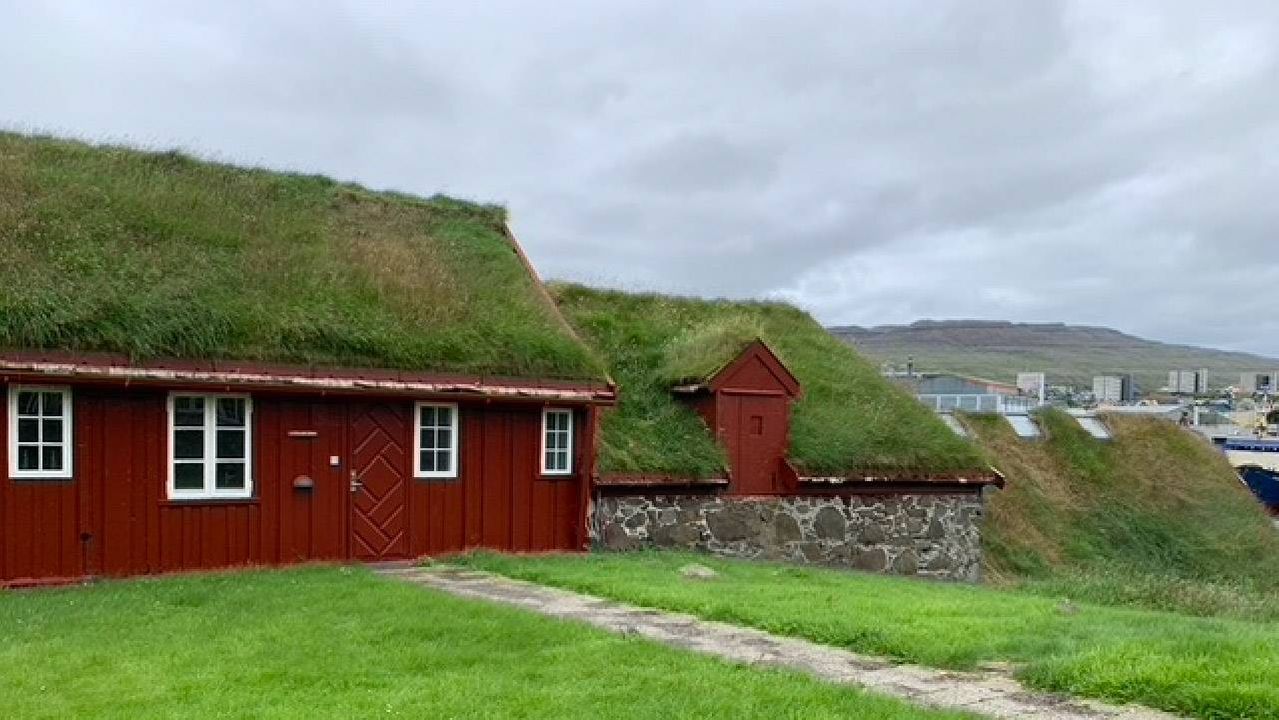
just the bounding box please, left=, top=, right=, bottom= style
left=591, top=493, right=986, bottom=582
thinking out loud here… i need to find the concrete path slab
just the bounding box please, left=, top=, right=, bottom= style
left=377, top=566, right=1180, bottom=720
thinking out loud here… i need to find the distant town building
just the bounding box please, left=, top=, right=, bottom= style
left=1240, top=371, right=1279, bottom=394
left=1016, top=372, right=1046, bottom=404
left=1094, top=378, right=1125, bottom=406
left=1168, top=369, right=1209, bottom=395
left=893, top=372, right=1032, bottom=414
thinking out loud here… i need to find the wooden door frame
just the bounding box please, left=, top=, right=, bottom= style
left=345, top=400, right=411, bottom=561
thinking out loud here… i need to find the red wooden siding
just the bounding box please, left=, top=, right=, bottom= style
left=406, top=408, right=583, bottom=556
left=720, top=392, right=790, bottom=495
left=682, top=342, right=801, bottom=497
left=1, top=382, right=589, bottom=584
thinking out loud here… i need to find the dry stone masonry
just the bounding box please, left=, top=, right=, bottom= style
left=592, top=493, right=985, bottom=582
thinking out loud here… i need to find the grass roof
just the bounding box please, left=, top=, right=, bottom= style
left=551, top=283, right=989, bottom=477
left=0, top=133, right=607, bottom=381
left=973, top=410, right=1279, bottom=612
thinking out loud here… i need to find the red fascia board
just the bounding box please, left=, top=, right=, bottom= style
left=0, top=353, right=617, bottom=405
left=707, top=340, right=801, bottom=397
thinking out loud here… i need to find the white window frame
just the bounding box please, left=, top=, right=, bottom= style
left=540, top=408, right=574, bottom=476
left=7, top=385, right=73, bottom=480
left=413, top=402, right=459, bottom=479
left=166, top=393, right=254, bottom=500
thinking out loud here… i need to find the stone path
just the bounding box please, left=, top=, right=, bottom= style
left=377, top=566, right=1179, bottom=720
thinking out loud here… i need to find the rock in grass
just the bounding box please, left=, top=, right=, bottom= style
left=1056, top=600, right=1080, bottom=616
left=680, top=563, right=718, bottom=580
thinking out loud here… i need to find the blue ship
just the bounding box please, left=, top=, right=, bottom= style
left=1222, top=439, right=1279, bottom=515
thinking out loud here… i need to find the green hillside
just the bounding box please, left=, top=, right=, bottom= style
left=552, top=283, right=988, bottom=477
left=971, top=409, right=1279, bottom=618
left=0, top=132, right=606, bottom=380
left=833, top=320, right=1279, bottom=391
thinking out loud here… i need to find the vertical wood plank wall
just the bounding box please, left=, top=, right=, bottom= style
left=0, top=382, right=588, bottom=584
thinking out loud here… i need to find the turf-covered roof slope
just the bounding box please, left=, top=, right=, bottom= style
left=0, top=133, right=606, bottom=381
left=551, top=283, right=988, bottom=478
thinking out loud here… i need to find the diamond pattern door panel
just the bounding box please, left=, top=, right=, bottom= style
left=349, top=403, right=409, bottom=560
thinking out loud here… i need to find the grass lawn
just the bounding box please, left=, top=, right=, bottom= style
left=0, top=566, right=976, bottom=720
left=458, top=551, right=1279, bottom=720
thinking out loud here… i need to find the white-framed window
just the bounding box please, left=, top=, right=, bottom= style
left=540, top=408, right=574, bottom=476
left=168, top=394, right=253, bottom=500
left=7, top=385, right=73, bottom=479
left=414, top=402, right=459, bottom=478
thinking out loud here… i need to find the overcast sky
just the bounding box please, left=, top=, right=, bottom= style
left=3, top=1, right=1278, bottom=355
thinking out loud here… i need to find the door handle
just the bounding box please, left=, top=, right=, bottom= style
left=349, top=469, right=365, bottom=493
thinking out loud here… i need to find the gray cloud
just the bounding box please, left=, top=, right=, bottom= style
left=3, top=0, right=1278, bottom=354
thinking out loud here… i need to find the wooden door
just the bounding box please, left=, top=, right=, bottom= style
left=348, top=402, right=409, bottom=560
left=270, top=400, right=349, bottom=564
left=726, top=393, right=789, bottom=495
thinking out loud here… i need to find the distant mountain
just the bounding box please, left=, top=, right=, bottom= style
left=828, top=320, right=1279, bottom=391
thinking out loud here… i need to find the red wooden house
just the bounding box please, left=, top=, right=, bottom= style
left=0, top=135, right=614, bottom=587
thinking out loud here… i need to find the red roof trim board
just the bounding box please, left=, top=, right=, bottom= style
left=710, top=340, right=801, bottom=396
left=500, top=223, right=617, bottom=389
left=0, top=353, right=617, bottom=405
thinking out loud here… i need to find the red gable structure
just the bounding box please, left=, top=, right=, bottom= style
left=673, top=341, right=801, bottom=495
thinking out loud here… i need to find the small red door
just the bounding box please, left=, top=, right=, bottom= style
left=348, top=402, right=409, bottom=560
left=725, top=393, right=789, bottom=495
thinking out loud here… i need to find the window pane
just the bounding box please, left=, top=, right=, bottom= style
left=437, top=407, right=452, bottom=427
left=421, top=450, right=435, bottom=472
left=17, top=392, right=39, bottom=416
left=17, top=446, right=39, bottom=470
left=215, top=463, right=245, bottom=490
left=174, top=429, right=204, bottom=459
left=437, top=427, right=451, bottom=449
left=41, top=418, right=62, bottom=443
left=174, top=462, right=204, bottom=490
left=545, top=451, right=557, bottom=470
left=216, top=398, right=245, bottom=427
left=174, top=397, right=204, bottom=427
left=42, top=446, right=63, bottom=471
left=420, top=429, right=435, bottom=451
left=17, top=418, right=37, bottom=443
left=436, top=450, right=452, bottom=473
left=216, top=429, right=245, bottom=459
left=421, top=406, right=436, bottom=427
left=42, top=392, right=63, bottom=416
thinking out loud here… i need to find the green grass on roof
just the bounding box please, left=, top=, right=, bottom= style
left=552, top=283, right=988, bottom=477
left=0, top=133, right=606, bottom=381
left=974, top=409, right=1279, bottom=600
left=656, top=314, right=764, bottom=386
